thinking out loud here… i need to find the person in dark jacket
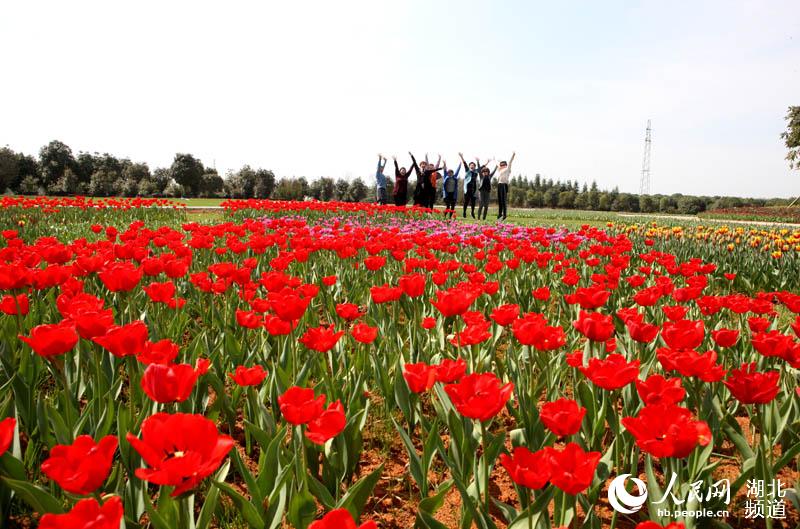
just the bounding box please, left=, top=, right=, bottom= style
left=409, top=152, right=442, bottom=209
left=477, top=162, right=496, bottom=220
left=459, top=152, right=479, bottom=218
left=441, top=161, right=461, bottom=218
left=392, top=155, right=412, bottom=206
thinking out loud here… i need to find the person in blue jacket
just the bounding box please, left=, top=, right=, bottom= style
left=441, top=161, right=461, bottom=219
left=375, top=154, right=388, bottom=205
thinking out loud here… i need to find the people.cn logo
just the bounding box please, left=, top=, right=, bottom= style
left=608, top=474, right=648, bottom=514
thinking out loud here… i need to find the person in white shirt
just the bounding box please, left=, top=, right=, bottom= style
left=494, top=151, right=515, bottom=220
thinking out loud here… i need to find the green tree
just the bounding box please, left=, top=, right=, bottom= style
left=557, top=191, right=576, bottom=209
left=0, top=147, right=18, bottom=192
left=170, top=153, right=204, bottom=196
left=334, top=178, right=350, bottom=201
left=639, top=195, right=657, bottom=213
left=347, top=178, right=368, bottom=202
left=781, top=106, right=800, bottom=170
left=253, top=169, right=276, bottom=198
left=38, top=140, right=76, bottom=189
left=200, top=169, right=225, bottom=197
left=543, top=188, right=559, bottom=208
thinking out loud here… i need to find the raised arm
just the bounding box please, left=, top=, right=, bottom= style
left=409, top=152, right=419, bottom=175
left=393, top=156, right=400, bottom=176
left=458, top=152, right=467, bottom=167
left=489, top=164, right=498, bottom=177
left=508, top=151, right=516, bottom=169
left=454, top=163, right=461, bottom=177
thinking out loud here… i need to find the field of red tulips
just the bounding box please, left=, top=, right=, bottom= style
left=0, top=198, right=798, bottom=529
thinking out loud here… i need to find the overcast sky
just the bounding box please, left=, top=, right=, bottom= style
left=1, top=1, right=798, bottom=197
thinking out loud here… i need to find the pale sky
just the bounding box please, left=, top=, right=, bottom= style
left=1, top=1, right=798, bottom=197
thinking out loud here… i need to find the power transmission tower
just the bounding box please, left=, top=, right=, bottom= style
left=639, top=120, right=652, bottom=195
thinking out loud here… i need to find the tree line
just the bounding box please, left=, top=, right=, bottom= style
left=0, top=140, right=793, bottom=213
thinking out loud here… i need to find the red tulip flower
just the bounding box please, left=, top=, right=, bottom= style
left=39, top=496, right=124, bottom=529
left=229, top=365, right=268, bottom=387
left=322, top=275, right=337, bottom=286
left=278, top=386, right=326, bottom=425
left=140, top=359, right=209, bottom=403
left=435, top=357, right=467, bottom=383
left=265, top=315, right=294, bottom=336
left=305, top=401, right=346, bottom=445
left=298, top=325, right=344, bottom=352
left=351, top=322, right=378, bottom=344
left=661, top=305, right=688, bottom=322
left=540, top=398, right=586, bottom=437
left=0, top=294, right=29, bottom=315
left=572, top=285, right=611, bottom=310
left=635, top=374, right=685, bottom=406
left=622, top=404, right=711, bottom=458
left=747, top=317, right=771, bottom=333
left=791, top=316, right=800, bottom=338
left=490, top=304, right=520, bottom=327
left=398, top=273, right=426, bottom=297
left=577, top=354, right=640, bottom=390
left=512, top=312, right=566, bottom=351
left=71, top=309, right=115, bottom=339
left=403, top=362, right=437, bottom=393
left=544, top=442, right=601, bottom=495
left=723, top=363, right=780, bottom=404
left=40, top=435, right=118, bottom=495
left=421, top=317, right=437, bottom=329
left=625, top=316, right=660, bottom=343
left=335, top=303, right=365, bottom=321
left=98, top=261, right=143, bottom=292
left=711, top=328, right=740, bottom=348
left=0, top=417, right=15, bottom=456
left=656, top=348, right=726, bottom=383
left=499, top=446, right=550, bottom=489
left=126, top=412, right=234, bottom=496
left=751, top=331, right=796, bottom=358
left=661, top=319, right=705, bottom=350
left=19, top=320, right=79, bottom=358
left=369, top=284, right=403, bottom=304
left=444, top=373, right=514, bottom=422
left=93, top=320, right=148, bottom=358
left=573, top=310, right=615, bottom=342
left=308, top=508, right=377, bottom=529
left=137, top=339, right=180, bottom=365
left=532, top=287, right=551, bottom=301
left=431, top=285, right=480, bottom=317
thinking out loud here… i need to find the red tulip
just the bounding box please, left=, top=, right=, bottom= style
left=540, top=398, right=586, bottom=437
left=335, top=303, right=365, bottom=321
left=308, top=508, right=377, bottom=529
left=137, top=339, right=180, bottom=365
left=499, top=446, right=550, bottom=489
left=711, top=328, right=740, bottom=348
left=403, top=362, right=437, bottom=393
left=398, top=273, right=426, bottom=297
left=572, top=285, right=611, bottom=310
left=635, top=374, right=685, bottom=406
left=39, top=496, right=124, bottom=529
left=298, top=325, right=344, bottom=352
left=369, top=284, right=403, bottom=304
left=127, top=412, right=233, bottom=496
left=143, top=281, right=177, bottom=304
left=0, top=294, right=29, bottom=315
left=544, top=442, right=601, bottom=495
left=577, top=354, right=640, bottom=390
left=625, top=315, right=660, bottom=343
left=661, top=319, right=705, bottom=350
left=751, top=331, right=796, bottom=358
left=322, top=275, right=337, bottom=286
left=265, top=315, right=294, bottom=336
left=791, top=315, right=800, bottom=338
left=41, top=435, right=118, bottom=495
left=656, top=348, right=726, bottom=383
left=0, top=417, right=15, bottom=456
left=229, top=365, right=268, bottom=387
left=723, top=363, right=780, bottom=404
left=141, top=359, right=209, bottom=403
left=573, top=310, right=615, bottom=342
left=435, top=357, right=467, bottom=383
left=532, top=287, right=551, bottom=301
left=431, top=285, right=480, bottom=317
left=512, top=312, right=566, bottom=351
left=278, top=386, right=326, bottom=425
left=268, top=290, right=311, bottom=321
left=98, top=261, right=142, bottom=292
left=71, top=309, right=115, bottom=339
left=236, top=309, right=262, bottom=329
left=305, top=401, right=346, bottom=445
left=351, top=322, right=378, bottom=344
left=747, top=316, right=771, bottom=333
left=622, top=404, right=711, bottom=458
left=421, top=317, right=437, bottom=329
left=93, top=320, right=148, bottom=358
left=490, top=304, right=520, bottom=327
left=19, top=320, right=79, bottom=358
left=444, top=373, right=513, bottom=422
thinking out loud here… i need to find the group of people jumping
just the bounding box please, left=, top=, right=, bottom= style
left=374, top=152, right=516, bottom=220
